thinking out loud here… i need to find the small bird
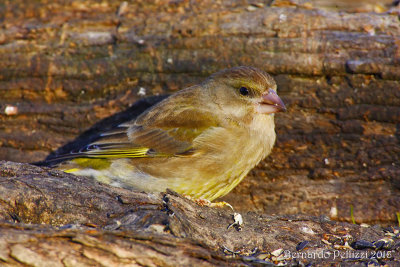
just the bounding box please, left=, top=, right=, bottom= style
left=52, top=66, right=286, bottom=201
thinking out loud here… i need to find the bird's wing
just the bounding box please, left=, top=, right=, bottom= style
left=50, top=89, right=220, bottom=161
left=81, top=124, right=198, bottom=158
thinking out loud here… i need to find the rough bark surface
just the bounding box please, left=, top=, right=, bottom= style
left=1, top=161, right=399, bottom=266
left=0, top=1, right=399, bottom=264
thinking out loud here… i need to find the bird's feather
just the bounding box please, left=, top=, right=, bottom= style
left=52, top=86, right=219, bottom=162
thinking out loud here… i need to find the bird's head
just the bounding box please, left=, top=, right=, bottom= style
left=204, top=66, right=286, bottom=120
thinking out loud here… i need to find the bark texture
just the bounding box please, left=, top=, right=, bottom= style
left=0, top=1, right=399, bottom=264
left=1, top=161, right=399, bottom=266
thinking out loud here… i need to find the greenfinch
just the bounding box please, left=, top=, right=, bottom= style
left=52, top=66, right=286, bottom=201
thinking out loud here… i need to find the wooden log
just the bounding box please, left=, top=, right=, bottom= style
left=0, top=161, right=399, bottom=266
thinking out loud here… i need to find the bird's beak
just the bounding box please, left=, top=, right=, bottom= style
left=256, top=89, right=286, bottom=114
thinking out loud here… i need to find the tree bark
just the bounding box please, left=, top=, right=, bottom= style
left=0, top=1, right=399, bottom=264
left=1, top=161, right=399, bottom=266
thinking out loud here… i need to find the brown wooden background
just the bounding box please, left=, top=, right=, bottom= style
left=0, top=0, right=399, bottom=225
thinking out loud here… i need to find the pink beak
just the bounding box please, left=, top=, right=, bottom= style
left=256, top=89, right=286, bottom=114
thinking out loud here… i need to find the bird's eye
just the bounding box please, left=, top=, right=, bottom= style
left=239, top=87, right=249, bottom=96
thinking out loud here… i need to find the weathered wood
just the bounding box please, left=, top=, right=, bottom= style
left=0, top=0, right=399, bottom=227
left=1, top=161, right=399, bottom=266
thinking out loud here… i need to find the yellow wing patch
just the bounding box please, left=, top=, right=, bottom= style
left=81, top=147, right=172, bottom=159
left=70, top=158, right=111, bottom=170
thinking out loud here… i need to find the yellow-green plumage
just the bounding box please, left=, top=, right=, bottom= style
left=54, top=66, right=286, bottom=201
left=67, top=158, right=111, bottom=170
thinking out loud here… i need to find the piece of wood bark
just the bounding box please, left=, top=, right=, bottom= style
left=1, top=161, right=399, bottom=266
left=0, top=0, right=399, bottom=225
